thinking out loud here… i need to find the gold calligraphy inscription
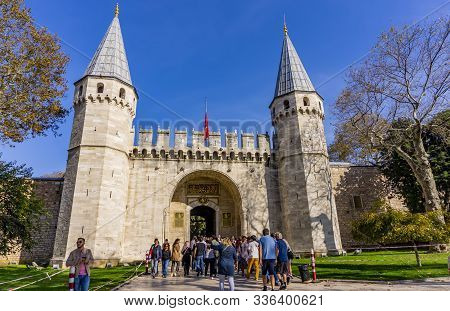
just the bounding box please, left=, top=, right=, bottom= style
left=187, top=183, right=219, bottom=195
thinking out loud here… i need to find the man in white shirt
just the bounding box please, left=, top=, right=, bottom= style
left=246, top=235, right=260, bottom=280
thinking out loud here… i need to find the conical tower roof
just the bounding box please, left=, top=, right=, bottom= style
left=84, top=5, right=132, bottom=85
left=274, top=25, right=315, bottom=97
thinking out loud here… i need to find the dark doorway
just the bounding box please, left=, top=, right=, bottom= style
left=190, top=206, right=215, bottom=237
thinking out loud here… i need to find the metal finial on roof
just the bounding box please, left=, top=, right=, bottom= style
left=115, top=3, right=119, bottom=17
left=283, top=14, right=288, bottom=35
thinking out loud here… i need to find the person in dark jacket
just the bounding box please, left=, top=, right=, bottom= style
left=161, top=243, right=171, bottom=278
left=212, top=237, right=238, bottom=291
left=181, top=241, right=192, bottom=276
left=149, top=239, right=162, bottom=278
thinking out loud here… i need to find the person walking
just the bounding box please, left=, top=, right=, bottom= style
left=246, top=235, right=260, bottom=281
left=286, top=240, right=294, bottom=284
left=275, top=232, right=289, bottom=290
left=171, top=238, right=182, bottom=277
left=66, top=238, right=94, bottom=291
left=149, top=238, right=162, bottom=278
left=163, top=239, right=170, bottom=249
left=238, top=236, right=248, bottom=277
left=270, top=233, right=281, bottom=286
left=259, top=228, right=278, bottom=291
left=161, top=243, right=171, bottom=278
left=213, top=237, right=238, bottom=291
left=181, top=241, right=192, bottom=276
left=194, top=236, right=207, bottom=277
left=190, top=236, right=198, bottom=271
left=205, top=244, right=217, bottom=278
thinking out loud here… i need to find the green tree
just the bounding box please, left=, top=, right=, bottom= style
left=0, top=157, right=45, bottom=256
left=379, top=111, right=449, bottom=213
left=329, top=111, right=449, bottom=213
left=0, top=0, right=69, bottom=145
left=352, top=203, right=450, bottom=266
left=334, top=19, right=449, bottom=216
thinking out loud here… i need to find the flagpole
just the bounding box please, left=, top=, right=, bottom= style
left=204, top=97, right=209, bottom=147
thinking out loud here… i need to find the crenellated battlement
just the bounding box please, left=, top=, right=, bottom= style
left=132, top=128, right=272, bottom=163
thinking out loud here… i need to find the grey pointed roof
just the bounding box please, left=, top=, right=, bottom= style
left=84, top=15, right=132, bottom=85
left=274, top=31, right=315, bottom=97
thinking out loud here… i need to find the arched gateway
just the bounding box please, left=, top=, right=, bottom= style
left=166, top=170, right=244, bottom=242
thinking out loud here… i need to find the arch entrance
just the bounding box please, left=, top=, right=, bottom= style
left=167, top=170, right=243, bottom=241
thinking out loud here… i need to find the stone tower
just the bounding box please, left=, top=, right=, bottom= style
left=270, top=24, right=342, bottom=254
left=52, top=5, right=138, bottom=265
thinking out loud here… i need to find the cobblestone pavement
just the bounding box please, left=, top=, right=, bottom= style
left=117, top=274, right=450, bottom=291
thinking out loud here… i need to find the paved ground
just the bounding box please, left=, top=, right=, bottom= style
left=117, top=274, right=450, bottom=291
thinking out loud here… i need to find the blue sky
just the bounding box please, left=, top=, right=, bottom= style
left=1, top=0, right=448, bottom=176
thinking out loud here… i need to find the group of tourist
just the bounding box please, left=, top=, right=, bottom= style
left=148, top=228, right=294, bottom=291
left=65, top=228, right=294, bottom=291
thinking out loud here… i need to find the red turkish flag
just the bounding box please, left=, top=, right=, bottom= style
left=204, top=111, right=209, bottom=143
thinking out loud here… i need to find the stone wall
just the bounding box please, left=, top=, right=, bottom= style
left=2, top=162, right=407, bottom=265
left=330, top=163, right=405, bottom=248
left=0, top=178, right=63, bottom=266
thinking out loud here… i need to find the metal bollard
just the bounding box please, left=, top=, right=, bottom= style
left=68, top=266, right=75, bottom=291
left=310, top=249, right=317, bottom=282
left=145, top=252, right=149, bottom=275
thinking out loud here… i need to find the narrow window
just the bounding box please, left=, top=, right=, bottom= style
left=78, top=85, right=83, bottom=96
left=353, top=195, right=363, bottom=209
left=303, top=97, right=310, bottom=106
left=119, top=88, right=126, bottom=99
left=97, top=83, right=104, bottom=93
left=283, top=100, right=290, bottom=110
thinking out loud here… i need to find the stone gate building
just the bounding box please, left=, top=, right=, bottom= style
left=0, top=7, right=405, bottom=266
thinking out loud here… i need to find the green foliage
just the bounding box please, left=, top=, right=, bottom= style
left=0, top=0, right=69, bottom=144
left=351, top=204, right=450, bottom=245
left=379, top=111, right=450, bottom=212
left=190, top=216, right=207, bottom=237
left=330, top=110, right=450, bottom=213
left=0, top=156, right=45, bottom=256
